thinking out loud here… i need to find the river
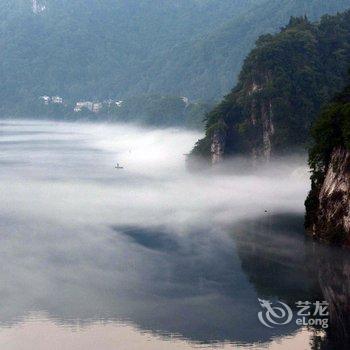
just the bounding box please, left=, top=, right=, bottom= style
left=0, top=120, right=348, bottom=350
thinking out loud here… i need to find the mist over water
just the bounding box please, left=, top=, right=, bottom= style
left=0, top=120, right=310, bottom=229
left=0, top=120, right=340, bottom=350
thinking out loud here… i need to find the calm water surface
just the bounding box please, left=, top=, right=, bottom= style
left=0, top=120, right=348, bottom=350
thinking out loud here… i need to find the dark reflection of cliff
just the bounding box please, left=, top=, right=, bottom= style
left=233, top=213, right=350, bottom=349
left=309, top=245, right=350, bottom=350
left=233, top=213, right=321, bottom=304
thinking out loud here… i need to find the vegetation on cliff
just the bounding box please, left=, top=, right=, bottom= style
left=308, top=81, right=350, bottom=178
left=191, top=11, right=350, bottom=161
left=305, top=80, right=350, bottom=244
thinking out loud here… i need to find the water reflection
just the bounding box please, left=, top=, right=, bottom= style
left=0, top=219, right=298, bottom=344
left=0, top=120, right=348, bottom=349
left=232, top=213, right=350, bottom=349
left=233, top=213, right=321, bottom=304
left=310, top=245, right=350, bottom=349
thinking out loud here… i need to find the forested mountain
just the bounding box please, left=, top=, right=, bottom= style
left=190, top=11, right=350, bottom=163
left=1, top=0, right=350, bottom=119
left=0, top=0, right=258, bottom=115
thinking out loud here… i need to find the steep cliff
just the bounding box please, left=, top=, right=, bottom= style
left=190, top=12, right=350, bottom=164
left=305, top=83, right=350, bottom=245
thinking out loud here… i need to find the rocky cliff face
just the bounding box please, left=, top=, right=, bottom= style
left=306, top=147, right=350, bottom=245
left=211, top=126, right=227, bottom=164
left=261, top=100, right=275, bottom=161
left=206, top=76, right=276, bottom=165
left=247, top=79, right=275, bottom=162
left=305, top=80, right=350, bottom=246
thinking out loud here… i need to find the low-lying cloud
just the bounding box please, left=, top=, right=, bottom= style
left=0, top=120, right=310, bottom=232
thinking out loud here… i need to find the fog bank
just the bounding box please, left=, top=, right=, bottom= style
left=0, top=120, right=310, bottom=232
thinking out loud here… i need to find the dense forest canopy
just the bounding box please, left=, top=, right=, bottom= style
left=0, top=0, right=258, bottom=114
left=309, top=79, right=350, bottom=178
left=1, top=0, right=350, bottom=119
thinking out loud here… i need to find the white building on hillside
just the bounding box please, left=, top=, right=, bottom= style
left=32, top=0, right=46, bottom=14
left=181, top=97, right=190, bottom=107
left=92, top=103, right=102, bottom=113
left=74, top=101, right=93, bottom=112
left=51, top=96, right=63, bottom=104
left=40, top=96, right=51, bottom=105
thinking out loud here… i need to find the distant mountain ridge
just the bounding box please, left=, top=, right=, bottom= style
left=0, top=0, right=257, bottom=115
left=1, top=0, right=350, bottom=118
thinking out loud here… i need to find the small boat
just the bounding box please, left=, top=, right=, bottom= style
left=115, top=163, right=124, bottom=170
